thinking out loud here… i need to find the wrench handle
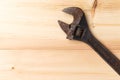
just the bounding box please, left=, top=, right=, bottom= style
left=87, top=35, right=120, bottom=75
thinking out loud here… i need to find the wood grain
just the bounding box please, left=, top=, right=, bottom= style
left=0, top=50, right=119, bottom=80
left=93, top=0, right=120, bottom=26
left=0, top=0, right=120, bottom=79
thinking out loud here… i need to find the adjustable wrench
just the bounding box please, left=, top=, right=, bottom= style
left=58, top=7, right=120, bottom=75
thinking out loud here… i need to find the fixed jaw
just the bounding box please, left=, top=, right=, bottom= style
left=58, top=7, right=86, bottom=40
left=63, top=7, right=84, bottom=25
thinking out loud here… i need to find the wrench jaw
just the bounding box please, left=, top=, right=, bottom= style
left=58, top=20, right=75, bottom=40
left=63, top=7, right=83, bottom=25
left=58, top=20, right=70, bottom=34
left=58, top=7, right=91, bottom=41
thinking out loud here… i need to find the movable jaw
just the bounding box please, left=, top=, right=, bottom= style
left=58, top=7, right=90, bottom=41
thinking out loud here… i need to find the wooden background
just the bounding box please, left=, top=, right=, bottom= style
left=0, top=0, right=120, bottom=80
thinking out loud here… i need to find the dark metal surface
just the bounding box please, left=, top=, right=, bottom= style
left=58, top=7, right=120, bottom=75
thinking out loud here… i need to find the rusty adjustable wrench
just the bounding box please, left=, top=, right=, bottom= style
left=58, top=7, right=120, bottom=75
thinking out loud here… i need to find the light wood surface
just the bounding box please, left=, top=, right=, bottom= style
left=94, top=0, right=120, bottom=26
left=0, top=0, right=120, bottom=80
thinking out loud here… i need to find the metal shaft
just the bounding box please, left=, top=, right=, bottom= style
left=86, top=34, right=120, bottom=75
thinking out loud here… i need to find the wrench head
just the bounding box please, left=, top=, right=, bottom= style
left=58, top=7, right=89, bottom=40
left=63, top=7, right=83, bottom=25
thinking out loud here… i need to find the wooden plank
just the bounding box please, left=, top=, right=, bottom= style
left=0, top=0, right=119, bottom=51
left=0, top=0, right=94, bottom=50
left=0, top=50, right=119, bottom=80
left=16, top=0, right=95, bottom=10
left=0, top=25, right=120, bottom=50
left=0, top=0, right=119, bottom=50
left=0, top=0, right=119, bottom=79
left=93, top=0, right=120, bottom=26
